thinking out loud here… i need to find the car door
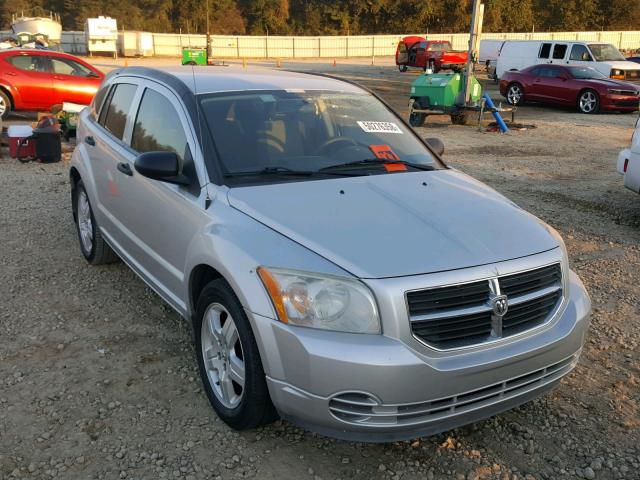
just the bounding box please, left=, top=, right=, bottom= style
left=4, top=54, right=53, bottom=110
left=110, top=81, right=208, bottom=307
left=531, top=66, right=572, bottom=103
left=87, top=81, right=141, bottom=248
left=49, top=56, right=101, bottom=105
left=526, top=67, right=547, bottom=100
left=567, top=44, right=594, bottom=67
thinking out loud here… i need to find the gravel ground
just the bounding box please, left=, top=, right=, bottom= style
left=0, top=58, right=639, bottom=480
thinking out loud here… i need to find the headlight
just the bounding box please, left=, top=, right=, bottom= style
left=257, top=267, right=380, bottom=334
left=610, top=69, right=625, bottom=79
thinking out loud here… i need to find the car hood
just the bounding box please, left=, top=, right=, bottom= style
left=600, top=60, right=640, bottom=71
left=227, top=170, right=559, bottom=279
left=583, top=77, right=640, bottom=90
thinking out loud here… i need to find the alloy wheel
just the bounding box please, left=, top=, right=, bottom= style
left=201, top=303, right=245, bottom=409
left=0, top=96, right=6, bottom=117
left=77, top=190, right=93, bottom=254
left=579, top=91, right=597, bottom=113
left=507, top=85, right=522, bottom=105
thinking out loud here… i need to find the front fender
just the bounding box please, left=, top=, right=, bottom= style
left=183, top=197, right=352, bottom=377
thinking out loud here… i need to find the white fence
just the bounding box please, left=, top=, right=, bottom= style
left=3, top=30, right=640, bottom=57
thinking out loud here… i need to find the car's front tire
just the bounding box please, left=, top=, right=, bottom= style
left=74, top=180, right=119, bottom=265
left=194, top=279, right=277, bottom=430
left=578, top=89, right=600, bottom=114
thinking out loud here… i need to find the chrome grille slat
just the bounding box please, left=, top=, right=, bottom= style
left=407, top=263, right=563, bottom=350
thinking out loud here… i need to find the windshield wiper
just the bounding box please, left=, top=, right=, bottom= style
left=319, top=159, right=436, bottom=172
left=224, top=166, right=359, bottom=177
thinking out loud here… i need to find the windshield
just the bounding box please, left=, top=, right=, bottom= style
left=588, top=44, right=625, bottom=62
left=568, top=66, right=607, bottom=79
left=199, top=90, right=441, bottom=182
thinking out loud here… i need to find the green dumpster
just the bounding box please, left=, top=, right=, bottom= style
left=182, top=48, right=207, bottom=66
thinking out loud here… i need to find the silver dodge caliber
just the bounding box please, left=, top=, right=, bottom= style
left=70, top=67, right=591, bottom=442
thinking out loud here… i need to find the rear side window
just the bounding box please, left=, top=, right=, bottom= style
left=570, top=44, right=592, bottom=61
left=99, top=83, right=137, bottom=140
left=539, top=43, right=551, bottom=59
left=553, top=44, right=568, bottom=59
left=131, top=88, right=189, bottom=161
left=6, top=55, right=48, bottom=72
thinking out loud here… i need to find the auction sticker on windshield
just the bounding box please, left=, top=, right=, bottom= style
left=357, top=121, right=403, bottom=134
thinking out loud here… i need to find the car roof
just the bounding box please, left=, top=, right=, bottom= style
left=116, top=66, right=365, bottom=95
left=0, top=48, right=79, bottom=59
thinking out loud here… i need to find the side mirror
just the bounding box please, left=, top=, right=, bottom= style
left=134, top=151, right=191, bottom=186
left=425, top=137, right=445, bottom=156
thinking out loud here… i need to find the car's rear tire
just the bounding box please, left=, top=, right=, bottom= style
left=506, top=83, right=524, bottom=105
left=194, top=279, right=277, bottom=430
left=74, top=180, right=119, bottom=265
left=398, top=64, right=408, bottom=73
left=578, top=89, right=600, bottom=114
left=0, top=89, right=12, bottom=120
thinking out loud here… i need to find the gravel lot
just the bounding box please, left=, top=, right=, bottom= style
left=0, top=57, right=639, bottom=480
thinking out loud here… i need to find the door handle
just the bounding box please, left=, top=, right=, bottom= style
left=5, top=72, right=17, bottom=76
left=117, top=162, right=133, bottom=176
left=84, top=136, right=95, bottom=146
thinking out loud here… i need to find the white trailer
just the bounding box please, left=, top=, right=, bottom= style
left=86, top=16, right=118, bottom=58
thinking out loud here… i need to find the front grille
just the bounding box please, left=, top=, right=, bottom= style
left=614, top=100, right=640, bottom=107
left=408, top=263, right=563, bottom=349
left=502, top=290, right=562, bottom=335
left=328, top=353, right=578, bottom=427
left=407, top=281, right=490, bottom=316
left=499, top=263, right=561, bottom=297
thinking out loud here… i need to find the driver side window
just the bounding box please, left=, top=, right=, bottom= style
left=50, top=57, right=93, bottom=77
left=570, top=44, right=592, bottom=61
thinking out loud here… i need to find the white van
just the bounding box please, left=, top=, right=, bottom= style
left=479, top=39, right=505, bottom=63
left=496, top=40, right=640, bottom=82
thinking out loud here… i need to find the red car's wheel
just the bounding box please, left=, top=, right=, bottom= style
left=578, top=89, right=600, bottom=114
left=398, top=64, right=408, bottom=73
left=506, top=83, right=524, bottom=105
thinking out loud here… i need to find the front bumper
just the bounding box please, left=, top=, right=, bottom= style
left=258, top=268, right=591, bottom=442
left=601, top=94, right=640, bottom=111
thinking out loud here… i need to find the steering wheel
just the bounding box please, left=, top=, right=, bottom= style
left=314, top=137, right=359, bottom=156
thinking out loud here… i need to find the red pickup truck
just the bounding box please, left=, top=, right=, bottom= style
left=396, top=37, right=468, bottom=73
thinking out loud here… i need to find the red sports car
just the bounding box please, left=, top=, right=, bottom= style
left=500, top=64, right=640, bottom=114
left=0, top=49, right=104, bottom=119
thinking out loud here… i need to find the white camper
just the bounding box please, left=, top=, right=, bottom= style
left=85, top=16, right=118, bottom=58
left=496, top=40, right=640, bottom=82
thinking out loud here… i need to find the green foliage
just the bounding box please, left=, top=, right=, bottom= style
left=1, top=0, right=639, bottom=34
